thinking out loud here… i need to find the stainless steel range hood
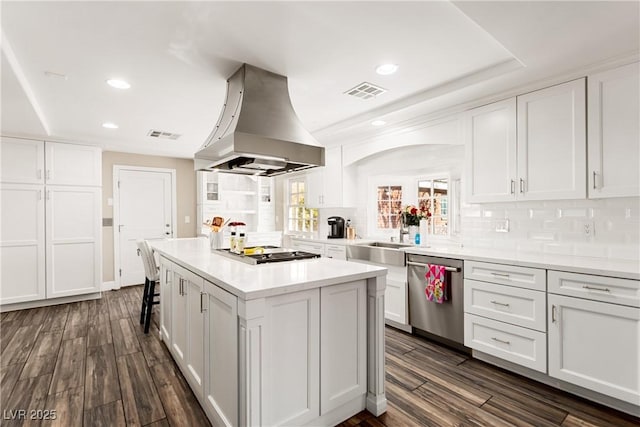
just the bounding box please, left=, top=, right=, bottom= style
left=195, top=64, right=325, bottom=176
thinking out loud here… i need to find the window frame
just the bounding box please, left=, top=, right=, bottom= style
left=285, top=176, right=318, bottom=234
left=416, top=174, right=452, bottom=237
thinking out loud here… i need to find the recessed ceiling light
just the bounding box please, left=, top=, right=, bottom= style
left=106, top=79, right=131, bottom=89
left=375, top=64, right=398, bottom=75
left=102, top=122, right=119, bottom=129
left=371, top=120, right=386, bottom=126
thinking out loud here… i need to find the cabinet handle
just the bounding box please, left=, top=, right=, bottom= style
left=583, top=285, right=610, bottom=293
left=179, top=278, right=184, bottom=296
left=491, top=337, right=510, bottom=345
left=165, top=269, right=169, bottom=283
left=37, top=169, right=42, bottom=180
left=552, top=305, right=557, bottom=323
left=490, top=300, right=510, bottom=307
left=592, top=171, right=597, bottom=189
left=491, top=272, right=510, bottom=278
left=200, top=292, right=206, bottom=313
left=136, top=248, right=141, bottom=256
left=510, top=179, right=515, bottom=194
left=519, top=178, right=525, bottom=193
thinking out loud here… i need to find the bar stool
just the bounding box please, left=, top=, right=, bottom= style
left=136, top=239, right=160, bottom=334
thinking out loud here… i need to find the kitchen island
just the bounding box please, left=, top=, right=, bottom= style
left=150, top=238, right=388, bottom=427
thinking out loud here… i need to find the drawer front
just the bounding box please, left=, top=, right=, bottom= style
left=464, top=280, right=546, bottom=332
left=291, top=240, right=324, bottom=255
left=324, top=245, right=346, bottom=260
left=548, top=271, right=640, bottom=307
left=464, top=313, right=547, bottom=373
left=465, top=261, right=546, bottom=291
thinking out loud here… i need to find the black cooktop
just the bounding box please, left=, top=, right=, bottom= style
left=216, top=248, right=321, bottom=265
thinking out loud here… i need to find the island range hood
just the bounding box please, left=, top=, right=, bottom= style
left=194, top=64, right=325, bottom=176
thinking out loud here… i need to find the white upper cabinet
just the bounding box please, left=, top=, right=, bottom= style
left=45, top=142, right=102, bottom=186
left=0, top=137, right=45, bottom=184
left=306, top=146, right=343, bottom=207
left=517, top=78, right=586, bottom=201
left=465, top=79, right=587, bottom=203
left=588, top=62, right=640, bottom=198
left=465, top=98, right=517, bottom=203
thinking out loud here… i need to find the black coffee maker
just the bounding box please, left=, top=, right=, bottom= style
left=327, top=216, right=345, bottom=239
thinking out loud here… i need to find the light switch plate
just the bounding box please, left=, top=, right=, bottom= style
left=185, top=215, right=191, bottom=224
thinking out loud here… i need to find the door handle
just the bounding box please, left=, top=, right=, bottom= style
left=165, top=231, right=171, bottom=236
left=200, top=292, right=206, bottom=313
left=592, top=171, right=597, bottom=189
left=406, top=261, right=461, bottom=272
left=510, top=179, right=515, bottom=194
left=552, top=305, right=557, bottom=323
left=491, top=337, right=510, bottom=345
left=519, top=178, right=525, bottom=193
left=490, top=300, right=510, bottom=307
left=583, top=285, right=610, bottom=293
left=136, top=248, right=141, bottom=256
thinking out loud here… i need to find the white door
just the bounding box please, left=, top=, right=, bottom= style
left=0, top=137, right=45, bottom=184
left=171, top=267, right=188, bottom=367
left=116, top=167, right=175, bottom=286
left=464, top=98, right=517, bottom=203
left=0, top=184, right=46, bottom=304
left=46, top=186, right=101, bottom=298
left=588, top=62, right=640, bottom=198
left=517, top=79, right=587, bottom=201
left=548, top=294, right=640, bottom=405
left=185, top=275, right=205, bottom=398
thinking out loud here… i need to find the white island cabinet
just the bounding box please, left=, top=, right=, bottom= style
left=151, top=238, right=387, bottom=427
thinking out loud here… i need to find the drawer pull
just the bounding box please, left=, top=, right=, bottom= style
left=490, top=300, right=510, bottom=307
left=583, top=285, right=610, bottom=293
left=552, top=305, right=556, bottom=323
left=491, top=272, right=510, bottom=278
left=491, top=337, right=510, bottom=345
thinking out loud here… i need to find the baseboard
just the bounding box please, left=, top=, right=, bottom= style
left=0, top=292, right=102, bottom=312
left=102, top=281, right=119, bottom=291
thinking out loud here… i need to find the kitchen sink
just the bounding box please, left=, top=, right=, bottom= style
left=346, top=241, right=410, bottom=266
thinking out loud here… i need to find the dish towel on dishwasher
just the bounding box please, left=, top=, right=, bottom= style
left=425, top=264, right=446, bottom=304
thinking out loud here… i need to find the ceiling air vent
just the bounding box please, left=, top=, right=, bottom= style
left=147, top=129, right=181, bottom=140
left=344, top=82, right=387, bottom=100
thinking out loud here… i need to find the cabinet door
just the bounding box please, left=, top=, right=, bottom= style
left=45, top=142, right=101, bottom=186
left=305, top=169, right=324, bottom=207
left=159, top=258, right=173, bottom=343
left=464, top=98, right=517, bottom=203
left=548, top=294, right=640, bottom=405
left=384, top=278, right=408, bottom=325
left=185, top=275, right=205, bottom=398
left=171, top=269, right=188, bottom=366
left=517, top=79, right=586, bottom=200
left=321, top=146, right=343, bottom=207
left=0, top=184, right=46, bottom=304
left=204, top=281, right=238, bottom=427
left=0, top=138, right=45, bottom=184
left=45, top=186, right=101, bottom=298
left=588, top=62, right=640, bottom=198
left=320, top=280, right=367, bottom=414
left=263, top=288, right=319, bottom=426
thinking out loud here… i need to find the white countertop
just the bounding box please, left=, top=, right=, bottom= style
left=403, top=245, right=640, bottom=280
left=151, top=238, right=386, bottom=300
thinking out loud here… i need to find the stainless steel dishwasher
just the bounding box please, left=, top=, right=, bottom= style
left=407, top=254, right=464, bottom=346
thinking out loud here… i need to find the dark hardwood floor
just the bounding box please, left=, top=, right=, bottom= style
left=1, top=287, right=638, bottom=426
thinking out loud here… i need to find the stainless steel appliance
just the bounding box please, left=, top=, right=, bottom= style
left=194, top=64, right=325, bottom=176
left=327, top=216, right=345, bottom=239
left=216, top=248, right=320, bottom=265
left=407, top=254, right=465, bottom=346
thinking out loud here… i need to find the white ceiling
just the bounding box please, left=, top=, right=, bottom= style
left=2, top=1, right=638, bottom=158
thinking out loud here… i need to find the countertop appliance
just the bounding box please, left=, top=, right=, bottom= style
left=327, top=216, right=345, bottom=239
left=216, top=248, right=321, bottom=265
left=407, top=253, right=465, bottom=347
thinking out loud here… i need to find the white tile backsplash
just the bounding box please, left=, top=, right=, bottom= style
left=461, top=197, right=640, bottom=261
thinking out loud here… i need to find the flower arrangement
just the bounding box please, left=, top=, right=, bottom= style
left=400, top=204, right=431, bottom=226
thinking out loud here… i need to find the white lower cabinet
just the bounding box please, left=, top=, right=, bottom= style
left=290, top=239, right=325, bottom=255
left=159, top=258, right=172, bottom=343
left=185, top=272, right=205, bottom=398
left=204, top=281, right=238, bottom=427
left=384, top=278, right=408, bottom=325
left=464, top=313, right=547, bottom=373
left=0, top=184, right=46, bottom=304
left=320, top=281, right=367, bottom=414
left=548, top=271, right=640, bottom=406
left=263, top=288, right=320, bottom=426
left=170, top=266, right=188, bottom=366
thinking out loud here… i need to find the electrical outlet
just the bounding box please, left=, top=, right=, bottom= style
left=583, top=220, right=595, bottom=236
left=185, top=215, right=191, bottom=224
left=495, top=219, right=510, bottom=233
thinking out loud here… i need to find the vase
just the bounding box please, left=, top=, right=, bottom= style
left=408, top=225, right=419, bottom=244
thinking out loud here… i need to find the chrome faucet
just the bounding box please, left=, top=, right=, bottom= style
left=398, top=217, right=409, bottom=243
